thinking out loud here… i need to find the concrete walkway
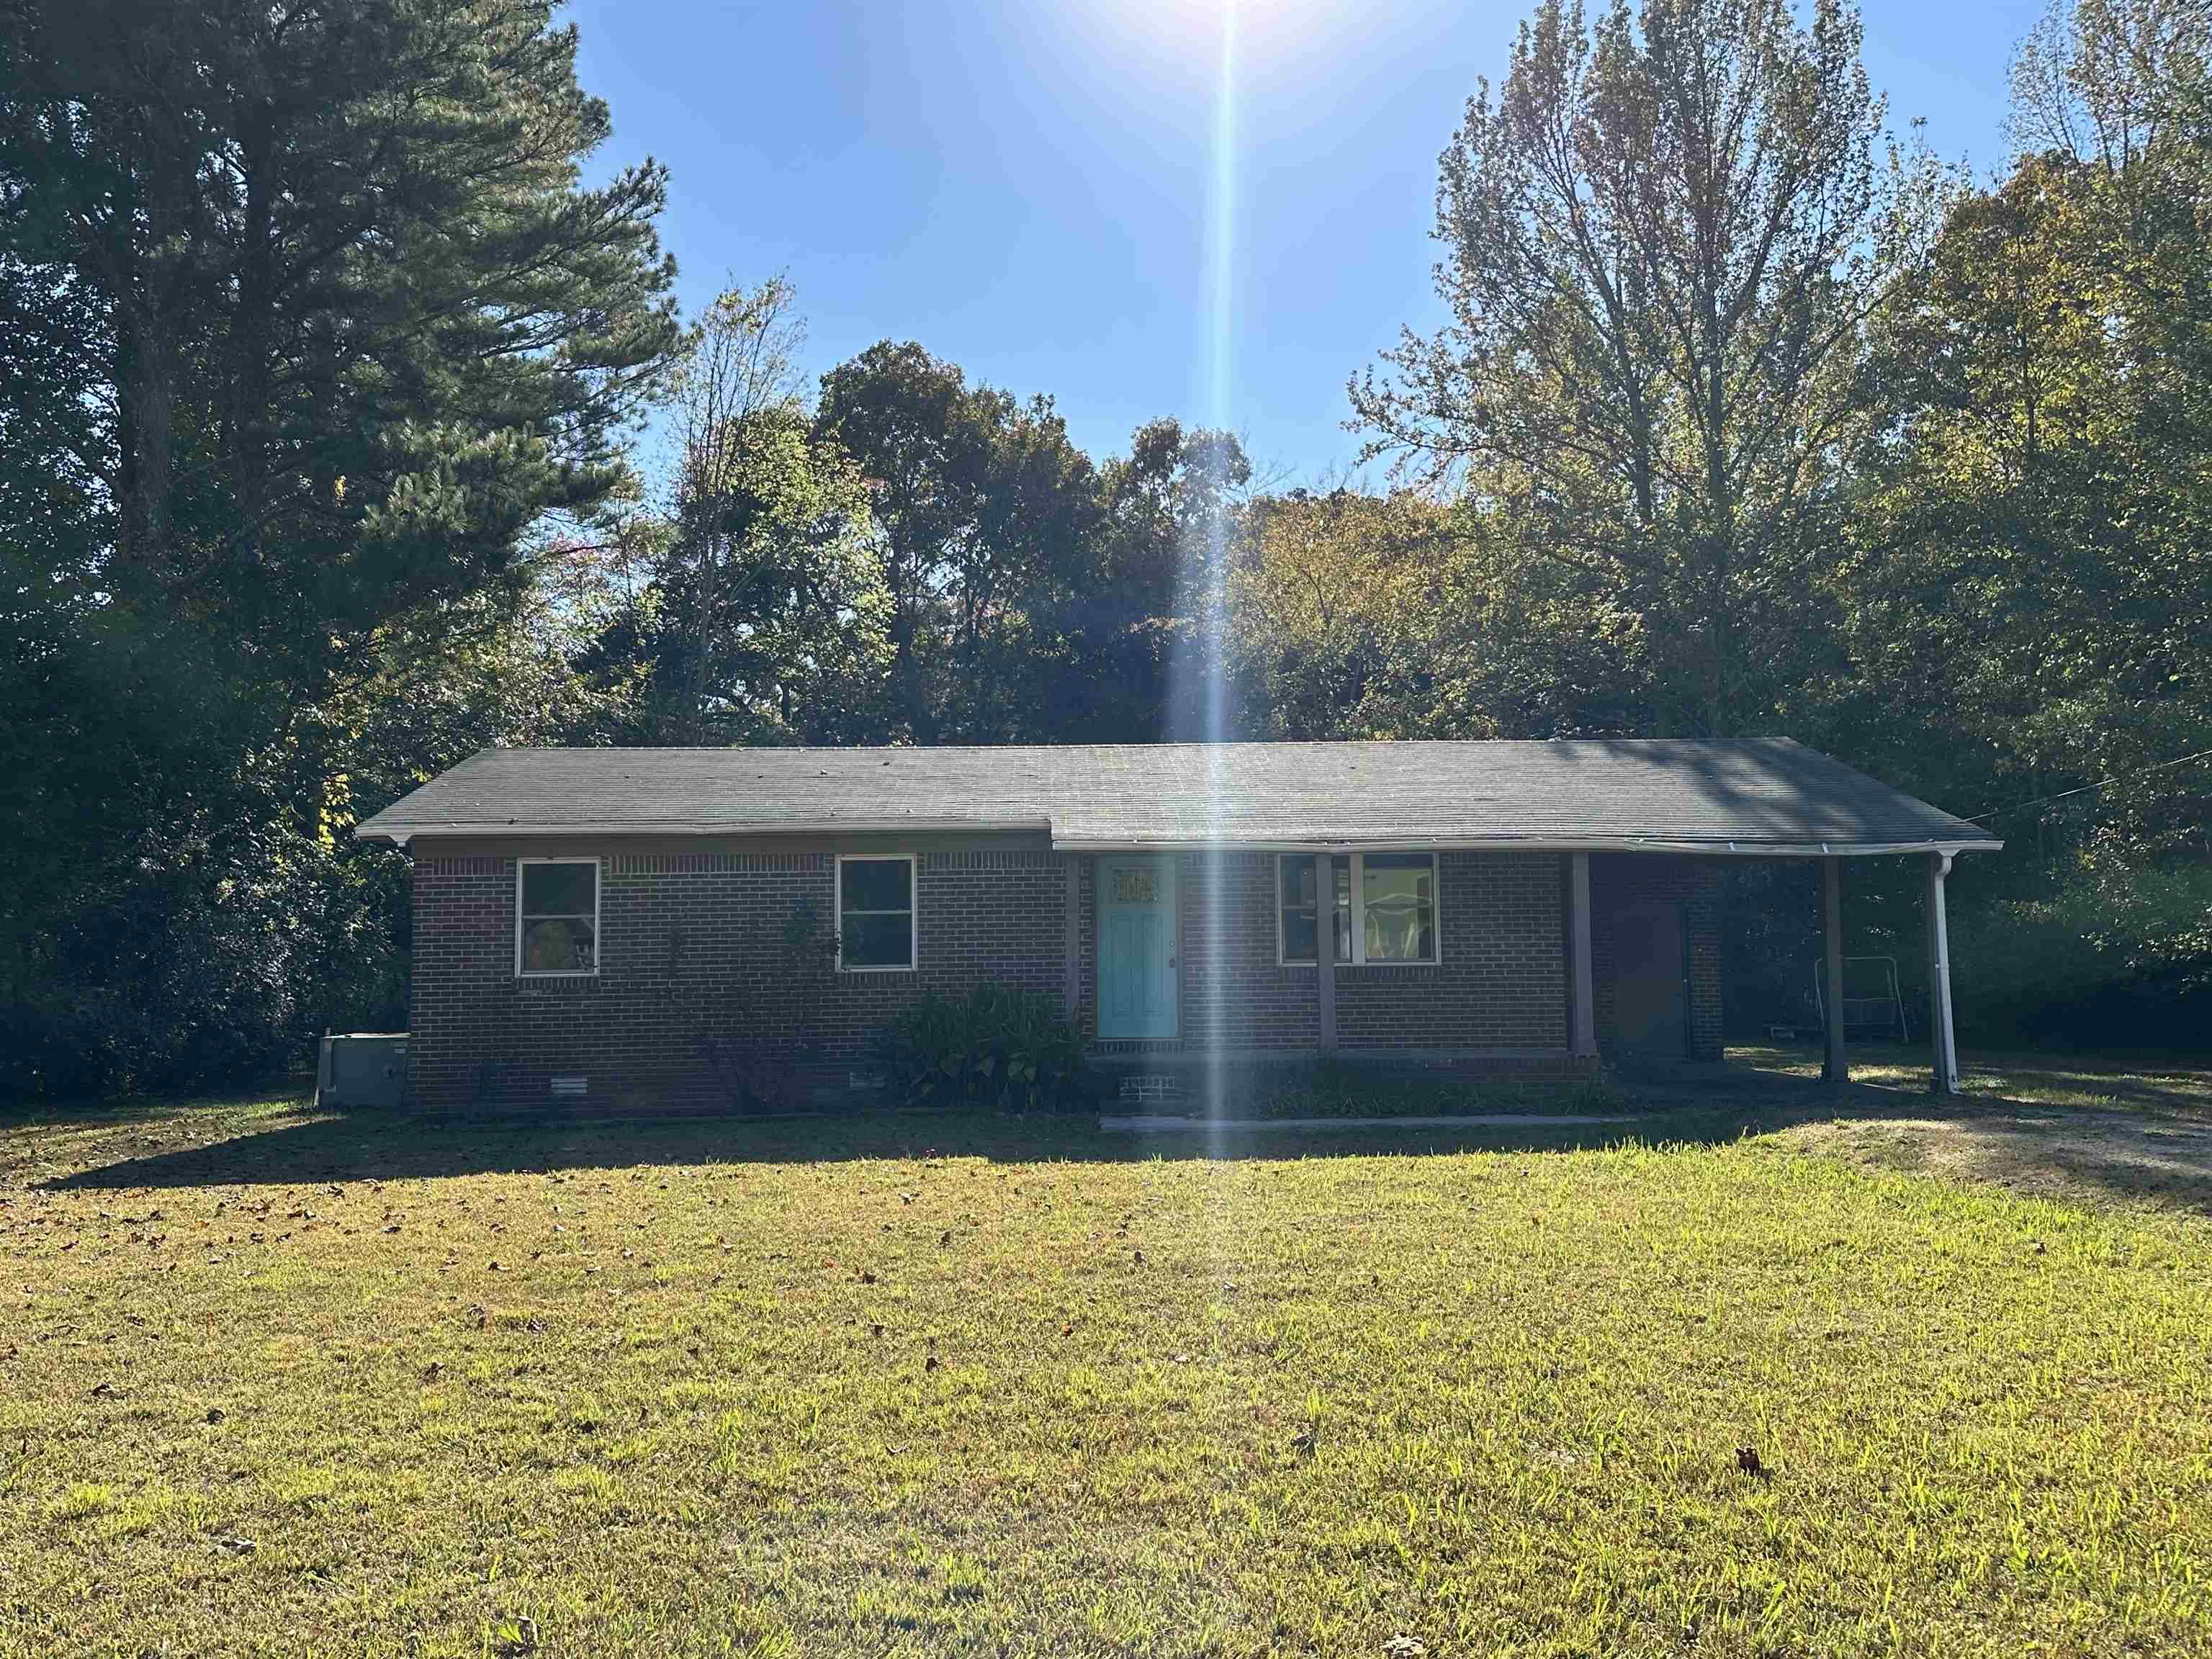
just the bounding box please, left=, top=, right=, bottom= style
left=1099, top=1112, right=1643, bottom=1133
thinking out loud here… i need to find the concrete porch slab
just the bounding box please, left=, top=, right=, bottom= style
left=1099, top=1112, right=1642, bottom=1133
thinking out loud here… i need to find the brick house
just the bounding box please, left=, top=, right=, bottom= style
left=355, top=739, right=1997, bottom=1112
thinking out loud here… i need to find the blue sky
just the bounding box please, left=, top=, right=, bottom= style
left=568, top=0, right=2046, bottom=487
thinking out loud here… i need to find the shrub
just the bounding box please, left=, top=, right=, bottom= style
left=1948, top=852, right=2212, bottom=1047
left=683, top=899, right=841, bottom=1112
left=880, top=983, right=1087, bottom=1112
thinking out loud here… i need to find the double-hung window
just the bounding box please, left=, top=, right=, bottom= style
left=516, top=858, right=599, bottom=976
left=1278, top=855, right=1352, bottom=965
left=1277, top=852, right=1439, bottom=966
left=837, top=854, right=917, bottom=971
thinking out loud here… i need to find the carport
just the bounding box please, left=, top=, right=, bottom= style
left=1563, top=840, right=1994, bottom=1094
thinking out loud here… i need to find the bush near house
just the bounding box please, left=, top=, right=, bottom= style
left=878, top=982, right=1088, bottom=1111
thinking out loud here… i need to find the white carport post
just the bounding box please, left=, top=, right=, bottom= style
left=1569, top=852, right=1597, bottom=1058
left=1821, top=856, right=1848, bottom=1085
left=1925, top=850, right=1961, bottom=1096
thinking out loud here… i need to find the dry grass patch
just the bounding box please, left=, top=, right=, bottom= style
left=1732, top=1043, right=2212, bottom=1213
left=2, top=1084, right=2210, bottom=1656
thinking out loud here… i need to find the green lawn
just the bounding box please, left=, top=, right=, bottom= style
left=4, top=1059, right=2211, bottom=1657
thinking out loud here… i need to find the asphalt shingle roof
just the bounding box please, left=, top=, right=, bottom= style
left=355, top=740, right=1997, bottom=855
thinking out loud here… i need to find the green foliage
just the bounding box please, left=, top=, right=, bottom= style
left=816, top=349, right=1249, bottom=745
left=2, top=0, right=678, bottom=650
left=591, top=279, right=895, bottom=745
left=1951, top=852, right=2212, bottom=1046
left=1311, top=0, right=2212, bottom=1043
left=878, top=984, right=1087, bottom=1112
left=1227, top=489, right=1648, bottom=739
left=0, top=0, right=678, bottom=1097
left=1352, top=0, right=1940, bottom=738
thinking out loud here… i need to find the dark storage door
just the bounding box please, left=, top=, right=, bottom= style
left=1614, top=901, right=1686, bottom=1056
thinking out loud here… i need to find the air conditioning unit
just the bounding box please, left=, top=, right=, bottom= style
left=315, top=1033, right=409, bottom=1110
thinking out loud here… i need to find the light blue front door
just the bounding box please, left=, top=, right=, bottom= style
left=1097, top=856, right=1178, bottom=1040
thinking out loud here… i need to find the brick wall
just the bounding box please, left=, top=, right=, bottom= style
left=1176, top=853, right=1324, bottom=1049
left=410, top=845, right=1071, bottom=1112
left=1334, top=851, right=1568, bottom=1050
left=1082, top=850, right=1568, bottom=1054
left=409, top=841, right=1671, bottom=1112
left=1588, top=853, right=1724, bottom=1061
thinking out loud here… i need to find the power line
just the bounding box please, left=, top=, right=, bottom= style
left=1966, top=747, right=2212, bottom=824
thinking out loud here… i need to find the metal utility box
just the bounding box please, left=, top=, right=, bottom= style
left=316, top=1033, right=409, bottom=1109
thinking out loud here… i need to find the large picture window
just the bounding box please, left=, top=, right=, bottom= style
left=1277, top=852, right=1439, bottom=966
left=516, top=858, right=599, bottom=976
left=837, top=854, right=917, bottom=971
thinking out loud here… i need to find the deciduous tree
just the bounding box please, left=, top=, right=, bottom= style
left=1353, top=0, right=1938, bottom=735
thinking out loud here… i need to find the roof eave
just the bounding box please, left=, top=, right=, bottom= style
left=353, top=819, right=2002, bottom=858
left=1050, top=835, right=2003, bottom=858
left=355, top=815, right=1056, bottom=845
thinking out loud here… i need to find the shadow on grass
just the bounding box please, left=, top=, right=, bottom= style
left=40, top=1115, right=1681, bottom=1190
left=31, top=1094, right=1807, bottom=1191
left=23, top=1093, right=1929, bottom=1193
left=1730, top=1042, right=2212, bottom=1117
left=28, top=1051, right=2212, bottom=1210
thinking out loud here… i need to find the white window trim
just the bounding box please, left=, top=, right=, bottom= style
left=516, top=857, right=601, bottom=979
left=835, top=853, right=918, bottom=973
left=1275, top=852, right=1441, bottom=968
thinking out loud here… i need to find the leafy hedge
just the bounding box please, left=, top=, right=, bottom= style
left=1949, top=855, right=2212, bottom=1048
left=878, top=983, right=1088, bottom=1111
